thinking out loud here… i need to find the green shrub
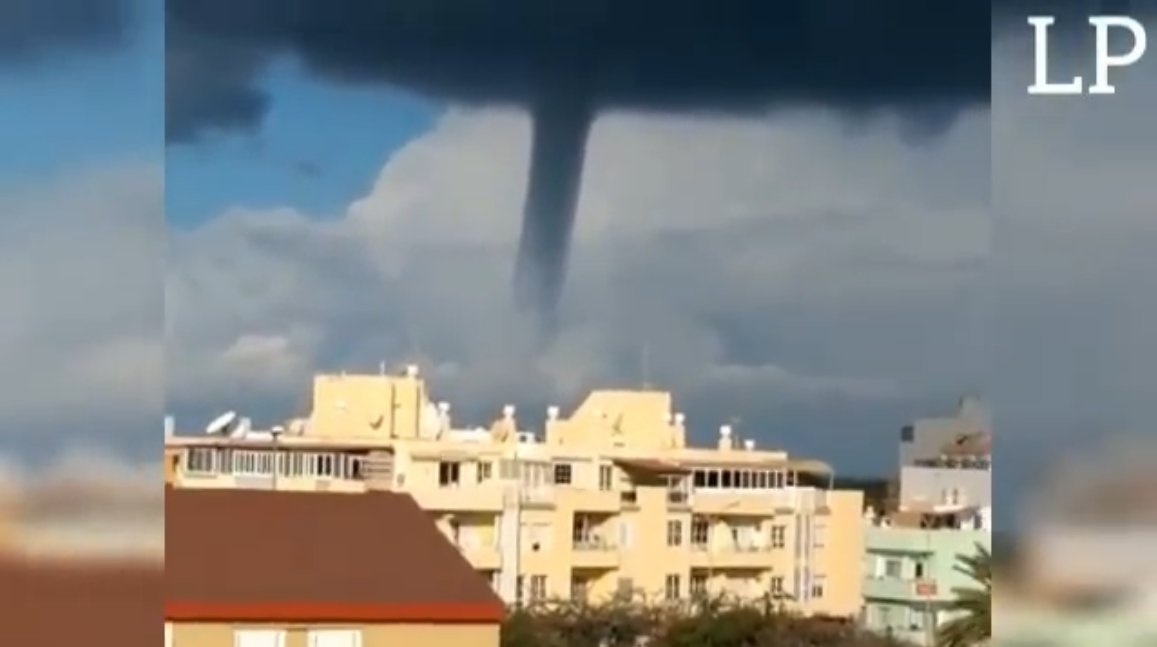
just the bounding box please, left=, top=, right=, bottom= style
left=500, top=595, right=911, bottom=647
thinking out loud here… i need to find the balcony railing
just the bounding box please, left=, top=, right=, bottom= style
left=573, top=537, right=617, bottom=551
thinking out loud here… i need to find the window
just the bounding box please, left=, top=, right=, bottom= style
left=907, top=607, right=926, bottom=631
left=186, top=448, right=214, bottom=472
left=530, top=575, right=547, bottom=601
left=477, top=461, right=492, bottom=482
left=769, top=576, right=785, bottom=596
left=234, top=629, right=286, bottom=647
left=552, top=462, right=573, bottom=485
left=884, top=558, right=903, bottom=579
left=721, top=470, right=733, bottom=488
left=666, top=519, right=684, bottom=546
left=900, top=425, right=914, bottom=442
left=570, top=577, right=589, bottom=601
left=813, top=521, right=827, bottom=548
left=690, top=574, right=708, bottom=597
left=664, top=574, right=681, bottom=601
left=599, top=465, right=614, bottom=490
left=693, top=470, right=706, bottom=487
left=308, top=629, right=362, bottom=647
left=914, top=560, right=926, bottom=579
left=516, top=576, right=524, bottom=604
left=619, top=520, right=634, bottom=548
left=769, top=525, right=786, bottom=548
left=691, top=517, right=710, bottom=546
left=438, top=461, right=460, bottom=486
left=810, top=575, right=826, bottom=599
left=315, top=454, right=335, bottom=478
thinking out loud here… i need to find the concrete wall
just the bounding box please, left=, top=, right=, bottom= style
left=899, top=466, right=991, bottom=509
left=171, top=622, right=499, bottom=647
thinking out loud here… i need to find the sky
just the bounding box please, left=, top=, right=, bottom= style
left=0, top=0, right=161, bottom=470
left=162, top=53, right=993, bottom=474
left=3, top=2, right=1156, bottom=503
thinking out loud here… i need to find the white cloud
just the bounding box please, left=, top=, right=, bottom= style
left=0, top=162, right=162, bottom=439
left=167, top=102, right=991, bottom=465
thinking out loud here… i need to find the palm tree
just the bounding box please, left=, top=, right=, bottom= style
left=936, top=543, right=992, bottom=646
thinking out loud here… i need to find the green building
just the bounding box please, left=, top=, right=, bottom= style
left=862, top=519, right=990, bottom=645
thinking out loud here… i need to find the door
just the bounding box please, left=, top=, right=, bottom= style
left=309, top=629, right=362, bottom=647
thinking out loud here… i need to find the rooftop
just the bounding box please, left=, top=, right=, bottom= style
left=167, top=367, right=831, bottom=471
left=0, top=555, right=160, bottom=646
left=165, top=487, right=504, bottom=623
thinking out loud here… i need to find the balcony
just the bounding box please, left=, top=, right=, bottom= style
left=458, top=544, right=502, bottom=570
left=409, top=485, right=505, bottom=512
left=689, top=542, right=775, bottom=569
left=571, top=537, right=619, bottom=569
left=863, top=576, right=940, bottom=602
left=567, top=489, right=621, bottom=513
left=667, top=490, right=692, bottom=510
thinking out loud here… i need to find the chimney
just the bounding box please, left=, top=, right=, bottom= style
left=164, top=415, right=174, bottom=438
left=743, top=439, right=755, bottom=451
left=547, top=405, right=560, bottom=421
left=502, top=405, right=516, bottom=420
left=404, top=364, right=419, bottom=378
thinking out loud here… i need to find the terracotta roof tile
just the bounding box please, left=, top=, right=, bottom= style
left=0, top=556, right=160, bottom=647
left=165, top=487, right=503, bottom=623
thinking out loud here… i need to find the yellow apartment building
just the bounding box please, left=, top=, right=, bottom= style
left=165, top=365, right=864, bottom=617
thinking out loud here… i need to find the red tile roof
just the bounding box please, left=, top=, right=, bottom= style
left=0, top=556, right=160, bottom=647
left=165, top=487, right=504, bottom=623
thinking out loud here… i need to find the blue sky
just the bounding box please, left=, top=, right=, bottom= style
left=165, top=58, right=441, bottom=228
left=0, top=0, right=162, bottom=186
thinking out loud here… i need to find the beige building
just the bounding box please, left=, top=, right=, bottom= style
left=166, top=366, right=864, bottom=616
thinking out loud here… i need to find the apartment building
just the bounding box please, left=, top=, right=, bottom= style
left=165, top=366, right=865, bottom=617
left=899, top=395, right=989, bottom=468
left=862, top=400, right=992, bottom=646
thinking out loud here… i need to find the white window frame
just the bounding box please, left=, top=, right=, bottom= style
left=307, top=628, right=363, bottom=647
left=233, top=628, right=286, bottom=647
left=165, top=622, right=172, bottom=647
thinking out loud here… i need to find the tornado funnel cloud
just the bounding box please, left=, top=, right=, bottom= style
left=512, top=98, right=594, bottom=321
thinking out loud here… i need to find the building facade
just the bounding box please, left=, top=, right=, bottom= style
left=862, top=399, right=992, bottom=646
left=165, top=367, right=865, bottom=617
left=862, top=513, right=990, bottom=645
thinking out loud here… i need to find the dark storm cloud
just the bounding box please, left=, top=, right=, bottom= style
left=167, top=0, right=995, bottom=320
left=166, top=0, right=994, bottom=139
left=0, top=0, right=131, bottom=65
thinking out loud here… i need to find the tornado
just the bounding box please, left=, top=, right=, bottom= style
left=512, top=96, right=593, bottom=321
left=167, top=0, right=995, bottom=327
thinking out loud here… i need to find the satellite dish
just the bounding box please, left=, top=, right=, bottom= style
left=230, top=417, right=252, bottom=438
left=205, top=411, right=238, bottom=435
